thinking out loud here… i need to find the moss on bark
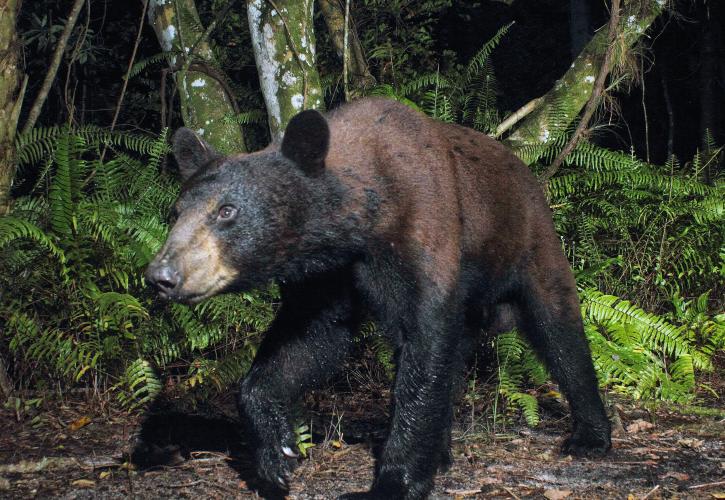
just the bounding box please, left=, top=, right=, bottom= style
left=504, top=0, right=665, bottom=164
left=0, top=0, right=25, bottom=216
left=148, top=0, right=246, bottom=153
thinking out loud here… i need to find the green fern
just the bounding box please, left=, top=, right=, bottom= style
left=495, top=329, right=547, bottom=427
left=366, top=23, right=511, bottom=133
left=581, top=289, right=718, bottom=402
left=1, top=128, right=274, bottom=407
left=116, top=359, right=162, bottom=409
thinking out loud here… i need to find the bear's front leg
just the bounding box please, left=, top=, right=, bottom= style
left=341, top=292, right=465, bottom=500
left=238, top=274, right=356, bottom=494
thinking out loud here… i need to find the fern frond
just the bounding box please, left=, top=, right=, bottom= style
left=0, top=216, right=66, bottom=264
left=116, top=358, right=162, bottom=409
left=457, top=21, right=513, bottom=96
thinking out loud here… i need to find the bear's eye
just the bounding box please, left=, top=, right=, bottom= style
left=217, top=205, right=237, bottom=220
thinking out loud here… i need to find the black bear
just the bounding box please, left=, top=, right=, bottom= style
left=146, top=97, right=611, bottom=499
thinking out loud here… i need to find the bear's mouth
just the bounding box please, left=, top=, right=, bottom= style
left=156, top=276, right=235, bottom=305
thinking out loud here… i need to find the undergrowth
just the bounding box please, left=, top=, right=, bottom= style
left=0, top=127, right=274, bottom=408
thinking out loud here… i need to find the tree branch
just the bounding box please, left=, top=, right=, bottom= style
left=21, top=0, right=86, bottom=134
left=503, top=0, right=665, bottom=164
left=109, top=0, right=149, bottom=134
left=539, top=0, right=621, bottom=183
left=492, top=97, right=542, bottom=138
left=319, top=0, right=375, bottom=95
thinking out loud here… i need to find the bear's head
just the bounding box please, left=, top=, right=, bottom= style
left=145, top=110, right=333, bottom=304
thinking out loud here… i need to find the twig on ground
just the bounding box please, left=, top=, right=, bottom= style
left=444, top=488, right=483, bottom=495
left=168, top=480, right=204, bottom=488
left=189, top=450, right=233, bottom=461
left=689, top=480, right=725, bottom=490
left=641, top=484, right=660, bottom=499
left=503, top=486, right=521, bottom=499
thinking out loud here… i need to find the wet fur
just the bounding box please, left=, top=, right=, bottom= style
left=150, top=98, right=611, bottom=499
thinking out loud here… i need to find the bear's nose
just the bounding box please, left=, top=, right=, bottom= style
left=146, top=262, right=181, bottom=295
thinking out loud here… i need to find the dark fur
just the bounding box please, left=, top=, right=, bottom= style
left=147, top=98, right=611, bottom=499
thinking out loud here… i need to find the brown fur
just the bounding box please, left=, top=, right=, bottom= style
left=318, top=98, right=557, bottom=299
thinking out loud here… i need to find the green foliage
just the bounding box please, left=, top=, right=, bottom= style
left=294, top=422, right=315, bottom=458
left=356, top=321, right=396, bottom=380
left=581, top=289, right=721, bottom=403
left=494, top=289, right=723, bottom=426
left=495, top=330, right=548, bottom=427
left=356, top=0, right=454, bottom=85
left=366, top=22, right=511, bottom=134
left=549, top=142, right=724, bottom=308
left=0, top=128, right=274, bottom=407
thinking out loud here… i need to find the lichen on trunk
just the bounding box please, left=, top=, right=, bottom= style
left=147, top=0, right=246, bottom=153
left=246, top=0, right=324, bottom=140
left=504, top=0, right=666, bottom=164
left=0, top=0, right=26, bottom=217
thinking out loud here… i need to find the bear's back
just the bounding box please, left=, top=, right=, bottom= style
left=321, top=98, right=550, bottom=269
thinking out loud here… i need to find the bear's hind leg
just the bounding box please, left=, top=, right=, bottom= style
left=238, top=271, right=357, bottom=492
left=517, top=263, right=611, bottom=457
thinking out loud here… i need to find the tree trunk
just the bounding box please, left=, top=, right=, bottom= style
left=147, top=0, right=246, bottom=153
left=0, top=0, right=26, bottom=217
left=504, top=0, right=665, bottom=164
left=0, top=0, right=25, bottom=396
left=247, top=0, right=324, bottom=140
left=318, top=0, right=375, bottom=97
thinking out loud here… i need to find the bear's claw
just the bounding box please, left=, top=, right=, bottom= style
left=282, top=446, right=299, bottom=458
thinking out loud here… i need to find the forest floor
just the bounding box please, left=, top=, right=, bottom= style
left=1, top=374, right=723, bottom=500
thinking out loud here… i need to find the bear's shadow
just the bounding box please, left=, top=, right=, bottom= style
left=130, top=403, right=385, bottom=499
left=130, top=409, right=290, bottom=498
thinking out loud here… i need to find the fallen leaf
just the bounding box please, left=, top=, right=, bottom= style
left=661, top=471, right=690, bottom=481
left=711, top=493, right=725, bottom=499
left=544, top=488, right=572, bottom=499
left=71, top=479, right=95, bottom=488
left=99, top=471, right=111, bottom=480
left=69, top=416, right=91, bottom=431
left=445, top=488, right=481, bottom=497
left=538, top=450, right=554, bottom=460
left=238, top=480, right=248, bottom=489
left=626, top=419, right=655, bottom=433
left=330, top=440, right=343, bottom=449
left=677, top=438, right=704, bottom=449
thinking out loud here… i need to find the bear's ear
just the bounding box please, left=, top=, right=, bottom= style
left=280, top=109, right=330, bottom=175
left=172, top=128, right=221, bottom=181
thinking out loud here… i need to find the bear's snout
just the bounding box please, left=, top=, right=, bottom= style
left=145, top=259, right=182, bottom=298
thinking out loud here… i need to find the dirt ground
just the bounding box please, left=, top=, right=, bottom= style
left=0, top=384, right=723, bottom=500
